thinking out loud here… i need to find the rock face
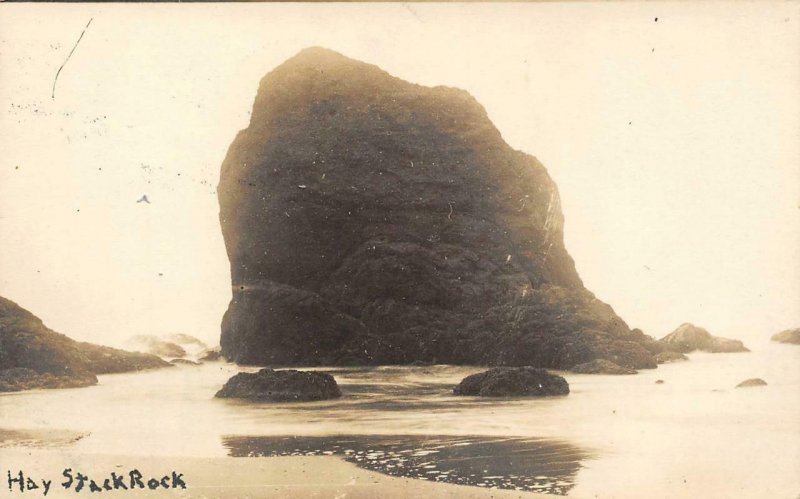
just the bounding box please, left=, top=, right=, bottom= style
left=658, top=323, right=748, bottom=354
left=570, top=359, right=637, bottom=375
left=0, top=296, right=170, bottom=392
left=654, top=351, right=689, bottom=364
left=771, top=328, right=800, bottom=345
left=736, top=378, right=767, bottom=388
left=453, top=367, right=569, bottom=397
left=215, top=368, right=341, bottom=402
left=218, top=47, right=657, bottom=370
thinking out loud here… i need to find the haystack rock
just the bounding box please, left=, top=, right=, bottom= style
left=0, top=296, right=170, bottom=392
left=658, top=323, right=749, bottom=354
left=217, top=47, right=657, bottom=370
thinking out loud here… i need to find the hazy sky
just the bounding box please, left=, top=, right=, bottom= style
left=1, top=3, right=798, bottom=347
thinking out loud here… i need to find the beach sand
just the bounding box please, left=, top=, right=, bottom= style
left=1, top=448, right=549, bottom=499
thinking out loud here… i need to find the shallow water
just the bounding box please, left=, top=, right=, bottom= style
left=1, top=340, right=798, bottom=498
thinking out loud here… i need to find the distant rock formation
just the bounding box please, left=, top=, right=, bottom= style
left=658, top=323, right=748, bottom=354
left=199, top=347, right=222, bottom=361
left=166, top=334, right=208, bottom=349
left=453, top=367, right=569, bottom=397
left=127, top=335, right=187, bottom=358
left=736, top=378, right=767, bottom=388
left=570, top=359, right=637, bottom=375
left=215, top=369, right=341, bottom=402
left=654, top=351, right=689, bottom=364
left=0, top=296, right=170, bottom=392
left=217, top=47, right=657, bottom=370
left=771, top=328, right=800, bottom=345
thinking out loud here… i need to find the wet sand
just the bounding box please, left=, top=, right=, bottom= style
left=224, top=434, right=589, bottom=495
left=1, top=448, right=549, bottom=498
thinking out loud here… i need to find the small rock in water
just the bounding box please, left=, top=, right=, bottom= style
left=655, top=379, right=664, bottom=384
left=215, top=368, right=341, bottom=402
left=453, top=367, right=569, bottom=397
left=735, top=378, right=767, bottom=388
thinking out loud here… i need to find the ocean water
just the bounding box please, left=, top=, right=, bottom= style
left=1, top=340, right=798, bottom=498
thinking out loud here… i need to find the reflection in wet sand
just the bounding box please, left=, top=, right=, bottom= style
left=224, top=434, right=591, bottom=495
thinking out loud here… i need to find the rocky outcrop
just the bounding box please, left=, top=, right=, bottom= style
left=215, top=368, right=341, bottom=402
left=570, top=359, right=636, bottom=375
left=0, top=367, right=97, bottom=392
left=654, top=351, right=689, bottom=364
left=771, top=328, right=800, bottom=345
left=217, top=47, right=657, bottom=370
left=126, top=335, right=187, bottom=358
left=0, top=296, right=170, bottom=392
left=658, top=323, right=748, bottom=354
left=736, top=378, right=767, bottom=388
left=453, top=367, right=569, bottom=397
left=77, top=342, right=174, bottom=374
left=199, top=347, right=222, bottom=361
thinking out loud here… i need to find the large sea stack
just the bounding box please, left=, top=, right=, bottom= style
left=218, top=47, right=657, bottom=369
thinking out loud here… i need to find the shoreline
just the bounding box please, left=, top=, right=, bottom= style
left=1, top=449, right=555, bottom=499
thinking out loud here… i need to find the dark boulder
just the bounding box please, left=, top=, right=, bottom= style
left=736, top=378, right=767, bottom=388
left=453, top=367, right=569, bottom=397
left=570, top=359, right=637, bottom=375
left=0, top=296, right=170, bottom=392
left=655, top=379, right=665, bottom=384
left=771, top=328, right=800, bottom=345
left=658, top=323, right=748, bottom=354
left=217, top=47, right=656, bottom=370
left=215, top=368, right=342, bottom=402
left=654, top=351, right=689, bottom=364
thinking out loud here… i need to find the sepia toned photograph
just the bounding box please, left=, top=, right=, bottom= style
left=1, top=3, right=798, bottom=498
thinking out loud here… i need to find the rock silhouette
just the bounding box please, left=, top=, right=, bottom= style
left=658, top=323, right=748, bottom=354
left=0, top=296, right=170, bottom=392
left=771, top=328, right=800, bottom=345
left=736, top=378, right=767, bottom=388
left=218, top=47, right=657, bottom=370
